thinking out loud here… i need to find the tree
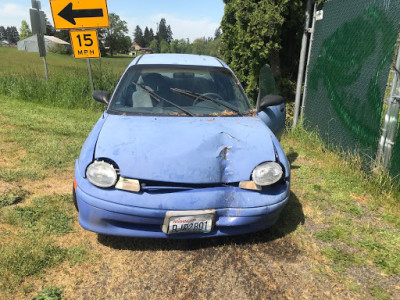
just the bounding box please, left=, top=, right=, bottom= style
left=101, top=13, right=129, bottom=56
left=157, top=18, right=173, bottom=44
left=54, top=30, right=70, bottom=43
left=19, top=20, right=32, bottom=40
left=160, top=40, right=169, bottom=53
left=133, top=25, right=145, bottom=47
left=169, top=39, right=190, bottom=53
left=149, top=39, right=159, bottom=53
left=5, top=26, right=19, bottom=44
left=45, top=14, right=56, bottom=36
left=220, top=0, right=303, bottom=103
left=143, top=27, right=154, bottom=47
left=192, top=38, right=207, bottom=55
left=214, top=27, right=222, bottom=39
left=0, top=26, right=6, bottom=40
left=206, top=38, right=221, bottom=57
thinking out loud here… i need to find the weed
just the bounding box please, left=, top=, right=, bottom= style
left=6, top=195, right=74, bottom=234
left=32, top=287, right=63, bottom=300
left=315, top=226, right=351, bottom=243
left=0, top=188, right=29, bottom=207
left=67, top=246, right=87, bottom=266
left=0, top=236, right=67, bottom=291
left=369, top=286, right=391, bottom=300
left=44, top=211, right=74, bottom=234
left=321, top=246, right=365, bottom=270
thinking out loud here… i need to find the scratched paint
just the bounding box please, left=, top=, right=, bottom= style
left=305, top=1, right=399, bottom=166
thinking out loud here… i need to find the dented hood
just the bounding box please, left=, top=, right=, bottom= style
left=94, top=115, right=276, bottom=183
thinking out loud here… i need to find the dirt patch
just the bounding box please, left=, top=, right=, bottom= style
left=20, top=169, right=73, bottom=197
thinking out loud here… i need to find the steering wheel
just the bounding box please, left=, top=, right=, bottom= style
left=193, top=93, right=224, bottom=106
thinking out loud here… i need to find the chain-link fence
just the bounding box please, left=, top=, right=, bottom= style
left=304, top=0, right=399, bottom=172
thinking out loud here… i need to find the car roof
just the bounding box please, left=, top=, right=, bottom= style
left=129, top=54, right=226, bottom=68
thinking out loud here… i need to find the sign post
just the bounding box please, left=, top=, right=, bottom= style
left=30, top=0, right=48, bottom=82
left=50, top=0, right=109, bottom=93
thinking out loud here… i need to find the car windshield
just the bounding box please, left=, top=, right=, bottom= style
left=108, top=65, right=252, bottom=116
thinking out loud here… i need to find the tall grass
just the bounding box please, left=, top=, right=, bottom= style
left=0, top=70, right=119, bottom=109
left=0, top=47, right=130, bottom=109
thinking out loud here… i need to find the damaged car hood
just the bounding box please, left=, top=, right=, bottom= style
left=94, top=114, right=277, bottom=183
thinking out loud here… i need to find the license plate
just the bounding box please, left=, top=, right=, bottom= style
left=162, top=210, right=215, bottom=235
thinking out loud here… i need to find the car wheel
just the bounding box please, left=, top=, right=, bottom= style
left=72, top=184, right=79, bottom=212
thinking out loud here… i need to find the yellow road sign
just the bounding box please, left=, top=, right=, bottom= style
left=70, top=30, right=101, bottom=59
left=50, top=0, right=109, bottom=29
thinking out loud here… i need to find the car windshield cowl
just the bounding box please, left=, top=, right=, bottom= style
left=108, top=65, right=252, bottom=117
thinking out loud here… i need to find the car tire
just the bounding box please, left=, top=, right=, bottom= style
left=72, top=184, right=79, bottom=212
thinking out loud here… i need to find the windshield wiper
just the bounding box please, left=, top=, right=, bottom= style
left=170, top=88, right=242, bottom=115
left=132, top=82, right=194, bottom=117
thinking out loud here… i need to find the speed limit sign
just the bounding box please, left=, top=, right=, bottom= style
left=69, top=30, right=101, bottom=59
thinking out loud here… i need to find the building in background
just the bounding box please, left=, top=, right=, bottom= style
left=17, top=34, right=71, bottom=53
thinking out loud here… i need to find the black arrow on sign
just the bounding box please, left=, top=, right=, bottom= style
left=58, top=3, right=103, bottom=25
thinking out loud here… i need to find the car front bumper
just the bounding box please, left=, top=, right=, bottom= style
left=74, top=162, right=290, bottom=239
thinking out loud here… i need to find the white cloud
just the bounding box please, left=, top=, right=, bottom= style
left=0, top=3, right=30, bottom=27
left=0, top=2, right=53, bottom=29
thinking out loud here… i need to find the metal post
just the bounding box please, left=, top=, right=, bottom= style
left=377, top=43, right=400, bottom=169
left=87, top=59, right=94, bottom=94
left=293, top=0, right=312, bottom=128
left=300, top=2, right=318, bottom=122
left=383, top=97, right=400, bottom=168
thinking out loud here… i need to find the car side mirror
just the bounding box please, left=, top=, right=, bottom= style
left=93, top=90, right=111, bottom=105
left=258, top=95, right=284, bottom=111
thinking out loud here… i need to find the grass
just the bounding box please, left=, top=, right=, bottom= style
left=0, top=95, right=101, bottom=183
left=0, top=48, right=399, bottom=298
left=32, top=287, right=63, bottom=300
left=284, top=127, right=400, bottom=278
left=0, top=194, right=89, bottom=294
left=0, top=187, right=29, bottom=207
left=6, top=195, right=74, bottom=234
left=0, top=47, right=131, bottom=110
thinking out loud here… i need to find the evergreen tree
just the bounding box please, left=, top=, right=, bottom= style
left=156, top=18, right=172, bottom=44
left=133, top=25, right=145, bottom=47
left=220, top=0, right=303, bottom=102
left=19, top=20, right=32, bottom=40
left=41, top=13, right=55, bottom=35
left=143, top=27, right=154, bottom=47
left=0, top=26, right=6, bottom=40
left=6, top=26, right=19, bottom=44
left=214, top=27, right=222, bottom=39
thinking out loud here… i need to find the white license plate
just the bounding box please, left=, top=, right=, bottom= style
left=162, top=210, right=215, bottom=235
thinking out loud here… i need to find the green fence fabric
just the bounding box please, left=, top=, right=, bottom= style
left=304, top=0, right=399, bottom=167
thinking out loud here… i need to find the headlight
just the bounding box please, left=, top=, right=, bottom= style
left=86, top=161, right=118, bottom=188
left=251, top=162, right=283, bottom=186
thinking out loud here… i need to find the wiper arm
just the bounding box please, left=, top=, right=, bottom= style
left=132, top=82, right=194, bottom=117
left=170, top=88, right=242, bottom=115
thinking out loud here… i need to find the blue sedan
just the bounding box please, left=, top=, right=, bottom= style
left=73, top=54, right=290, bottom=238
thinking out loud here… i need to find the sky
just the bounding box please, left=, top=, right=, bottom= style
left=0, top=0, right=225, bottom=42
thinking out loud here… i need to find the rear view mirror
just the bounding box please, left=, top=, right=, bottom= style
left=256, top=64, right=279, bottom=111
left=93, top=90, right=111, bottom=105
left=258, top=95, right=284, bottom=111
